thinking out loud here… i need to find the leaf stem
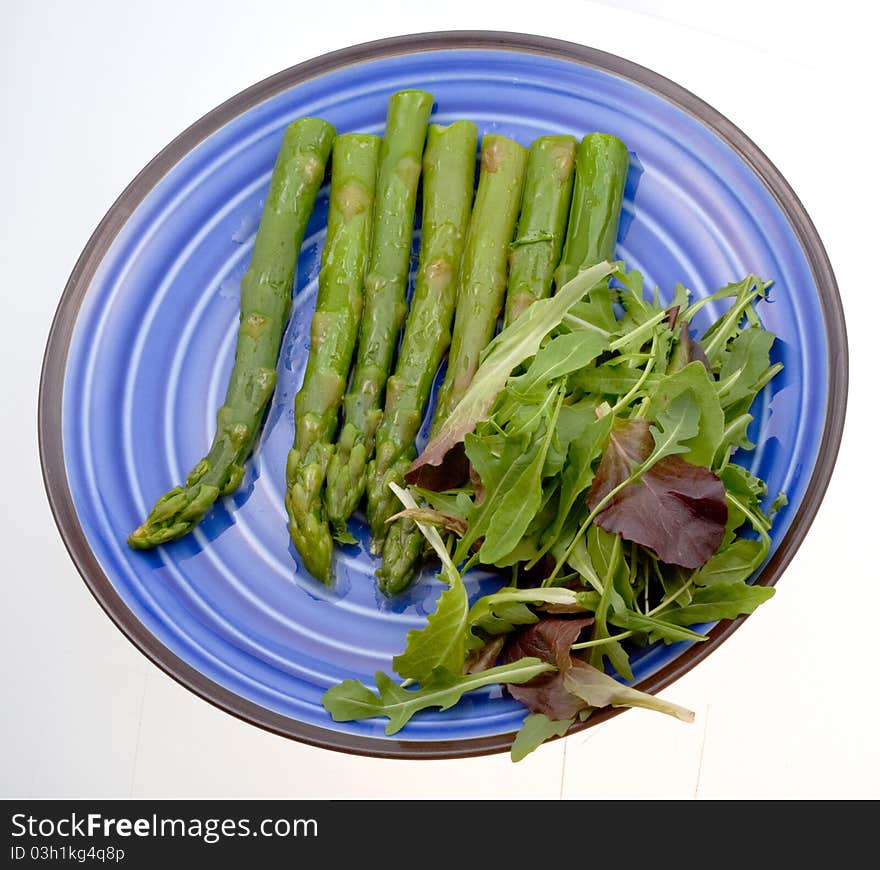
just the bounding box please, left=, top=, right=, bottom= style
left=611, top=331, right=658, bottom=415
left=562, top=312, right=612, bottom=338
left=572, top=631, right=634, bottom=650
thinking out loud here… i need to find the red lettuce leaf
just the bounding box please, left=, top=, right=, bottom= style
left=405, top=441, right=470, bottom=490
left=669, top=316, right=710, bottom=373
left=588, top=418, right=727, bottom=569
left=500, top=616, right=594, bottom=719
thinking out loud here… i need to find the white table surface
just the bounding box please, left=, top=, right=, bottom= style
left=2, top=0, right=875, bottom=799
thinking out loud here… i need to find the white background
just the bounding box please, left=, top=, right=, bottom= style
left=2, top=0, right=875, bottom=798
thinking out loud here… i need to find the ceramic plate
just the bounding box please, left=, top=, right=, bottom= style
left=39, top=32, right=847, bottom=758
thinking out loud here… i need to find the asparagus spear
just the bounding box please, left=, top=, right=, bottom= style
left=431, top=134, right=528, bottom=424
left=365, top=121, right=478, bottom=552
left=503, top=135, right=577, bottom=324
left=323, top=89, right=434, bottom=534
left=554, top=132, right=629, bottom=288
left=128, top=117, right=334, bottom=550
left=285, top=133, right=380, bottom=583
left=378, top=133, right=527, bottom=594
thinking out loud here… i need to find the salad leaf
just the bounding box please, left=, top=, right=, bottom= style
left=507, top=331, right=607, bottom=399
left=511, top=713, right=575, bottom=762
left=388, top=483, right=469, bottom=683
left=588, top=400, right=728, bottom=568
left=647, top=394, right=702, bottom=464
left=462, top=389, right=565, bottom=565
left=563, top=661, right=695, bottom=723
left=659, top=581, right=774, bottom=626
left=697, top=275, right=771, bottom=366
left=609, top=609, right=709, bottom=644
left=692, top=538, right=765, bottom=586
left=501, top=617, right=594, bottom=719
left=464, top=636, right=506, bottom=673
left=669, top=319, right=710, bottom=373
left=457, top=433, right=539, bottom=558
left=323, top=660, right=555, bottom=735
left=563, top=282, right=621, bottom=336
left=533, top=413, right=612, bottom=562
left=650, top=362, right=724, bottom=467
left=467, top=587, right=599, bottom=648
left=406, top=260, right=616, bottom=489
left=717, top=327, right=776, bottom=408
left=329, top=265, right=783, bottom=758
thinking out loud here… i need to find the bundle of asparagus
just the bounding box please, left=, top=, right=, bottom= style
left=129, top=90, right=631, bottom=601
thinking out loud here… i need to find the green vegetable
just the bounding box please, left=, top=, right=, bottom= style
left=128, top=117, right=335, bottom=549
left=511, top=714, right=574, bottom=762
left=365, top=121, right=478, bottom=555
left=504, top=135, right=577, bottom=323
left=563, top=661, right=694, bottom=722
left=323, top=89, right=433, bottom=534
left=285, top=133, right=380, bottom=583
left=554, top=133, right=630, bottom=288
left=322, top=659, right=555, bottom=736
left=377, top=135, right=528, bottom=593
left=431, top=133, right=529, bottom=426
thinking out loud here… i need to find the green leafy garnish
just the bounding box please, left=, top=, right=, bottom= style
left=323, top=660, right=555, bottom=735
left=323, top=266, right=784, bottom=760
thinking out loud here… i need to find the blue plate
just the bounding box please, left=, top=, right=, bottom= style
left=39, top=32, right=846, bottom=758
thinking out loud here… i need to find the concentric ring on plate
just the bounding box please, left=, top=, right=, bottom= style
left=39, top=31, right=847, bottom=758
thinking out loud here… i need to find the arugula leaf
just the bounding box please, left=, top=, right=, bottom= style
left=714, top=412, right=756, bottom=467
left=507, top=331, right=608, bottom=398
left=457, top=433, right=541, bottom=562
left=556, top=398, right=600, bottom=445
left=406, top=260, right=617, bottom=489
left=650, top=362, right=724, bottom=467
left=583, top=529, right=634, bottom=680
left=609, top=609, right=708, bottom=644
left=388, top=483, right=469, bottom=684
left=660, top=581, right=775, bottom=626
left=586, top=526, right=630, bottom=609
left=410, top=487, right=472, bottom=521
left=717, top=327, right=776, bottom=408
left=647, top=394, right=702, bottom=464
left=692, top=538, right=765, bottom=586
left=562, top=281, right=622, bottom=337
left=571, top=363, right=660, bottom=398
left=532, top=414, right=612, bottom=564
left=323, top=660, right=555, bottom=735
left=392, top=582, right=469, bottom=684
left=511, top=713, right=575, bottom=762
left=563, top=661, right=695, bottom=723
left=721, top=462, right=773, bottom=545
left=696, top=275, right=771, bottom=366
